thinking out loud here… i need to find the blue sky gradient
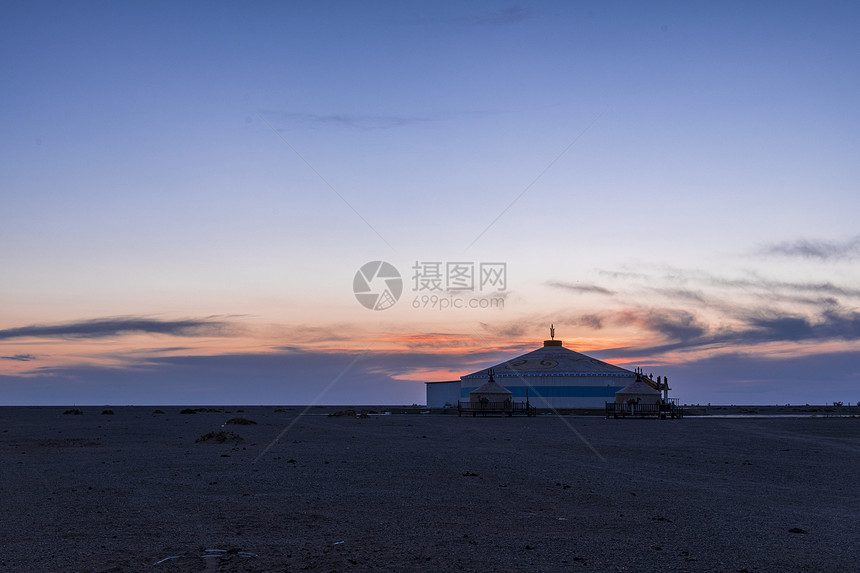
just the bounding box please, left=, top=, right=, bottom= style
left=2, top=2, right=859, bottom=404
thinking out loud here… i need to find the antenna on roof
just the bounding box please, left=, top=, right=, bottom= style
left=544, top=324, right=563, bottom=347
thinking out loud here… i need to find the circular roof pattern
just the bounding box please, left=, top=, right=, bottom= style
left=462, top=344, right=635, bottom=379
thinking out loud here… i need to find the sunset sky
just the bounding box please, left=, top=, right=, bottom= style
left=2, top=1, right=859, bottom=405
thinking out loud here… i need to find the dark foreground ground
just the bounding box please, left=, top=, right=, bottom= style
left=1, top=407, right=857, bottom=572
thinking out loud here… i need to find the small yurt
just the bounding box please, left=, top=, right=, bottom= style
left=469, top=369, right=512, bottom=406
left=615, top=377, right=661, bottom=406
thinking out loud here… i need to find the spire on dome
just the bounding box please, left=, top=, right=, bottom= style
left=544, top=324, right=562, bottom=347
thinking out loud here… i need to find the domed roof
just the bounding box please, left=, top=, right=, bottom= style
left=470, top=377, right=513, bottom=396
left=616, top=378, right=661, bottom=396
left=462, top=341, right=635, bottom=380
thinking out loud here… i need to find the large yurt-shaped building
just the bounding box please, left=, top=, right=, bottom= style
left=458, top=330, right=636, bottom=409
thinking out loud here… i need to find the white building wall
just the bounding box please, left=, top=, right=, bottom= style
left=426, top=381, right=461, bottom=408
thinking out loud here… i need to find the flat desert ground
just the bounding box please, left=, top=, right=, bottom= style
left=1, top=407, right=857, bottom=572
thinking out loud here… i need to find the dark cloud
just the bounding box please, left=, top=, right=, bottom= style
left=1, top=354, right=37, bottom=361
left=817, top=309, right=860, bottom=339
left=547, top=280, right=616, bottom=296
left=644, top=309, right=709, bottom=342
left=586, top=308, right=708, bottom=344
left=0, top=317, right=235, bottom=340
left=576, top=314, right=604, bottom=329
left=723, top=309, right=860, bottom=346
left=746, top=315, right=815, bottom=341
left=758, top=236, right=860, bottom=260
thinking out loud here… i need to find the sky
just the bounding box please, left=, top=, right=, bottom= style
left=2, top=1, right=859, bottom=405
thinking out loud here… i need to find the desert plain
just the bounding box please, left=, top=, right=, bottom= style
left=1, top=406, right=857, bottom=572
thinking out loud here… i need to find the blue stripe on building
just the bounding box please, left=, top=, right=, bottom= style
left=461, top=386, right=624, bottom=399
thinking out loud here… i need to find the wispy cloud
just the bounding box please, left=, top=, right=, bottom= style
left=0, top=316, right=237, bottom=340
left=564, top=300, right=860, bottom=361
left=547, top=280, right=616, bottom=295
left=601, top=264, right=860, bottom=295
left=470, top=5, right=531, bottom=26
left=270, top=111, right=441, bottom=131
left=1, top=354, right=37, bottom=361
left=547, top=259, right=860, bottom=362
left=758, top=236, right=860, bottom=260
left=707, top=276, right=860, bottom=298
left=405, top=5, right=532, bottom=31
left=267, top=324, right=356, bottom=345
left=644, top=287, right=708, bottom=303
left=373, top=332, right=477, bottom=350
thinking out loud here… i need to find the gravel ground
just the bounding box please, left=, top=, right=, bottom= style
left=1, top=407, right=857, bottom=572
